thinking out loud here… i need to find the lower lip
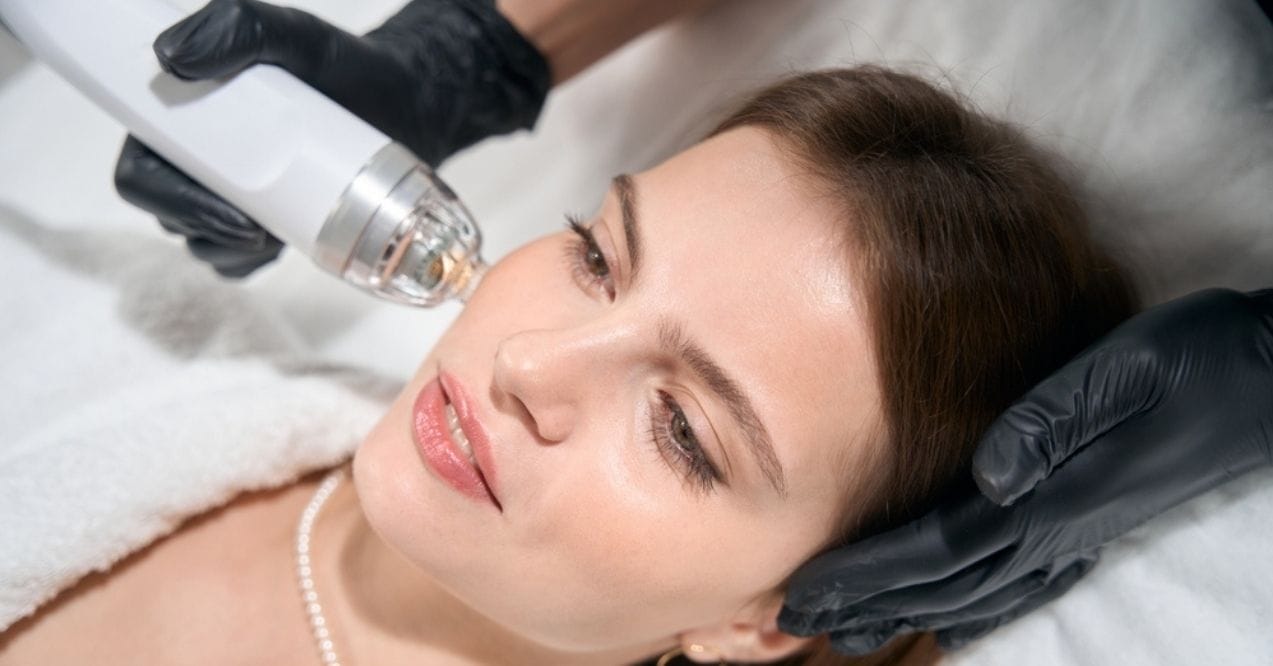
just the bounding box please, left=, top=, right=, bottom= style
left=411, top=377, right=496, bottom=507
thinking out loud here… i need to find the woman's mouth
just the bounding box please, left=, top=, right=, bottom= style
left=411, top=373, right=502, bottom=511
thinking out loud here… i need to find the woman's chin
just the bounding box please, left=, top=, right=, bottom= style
left=350, top=390, right=487, bottom=568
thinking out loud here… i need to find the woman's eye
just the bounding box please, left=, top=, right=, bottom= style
left=563, top=214, right=616, bottom=299
left=671, top=410, right=694, bottom=445
left=650, top=391, right=721, bottom=494
left=583, top=243, right=609, bottom=278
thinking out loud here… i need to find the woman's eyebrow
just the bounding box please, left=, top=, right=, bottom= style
left=658, top=319, right=788, bottom=498
left=611, top=174, right=642, bottom=280
left=609, top=172, right=788, bottom=498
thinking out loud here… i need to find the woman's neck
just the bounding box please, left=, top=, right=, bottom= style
left=310, top=463, right=668, bottom=665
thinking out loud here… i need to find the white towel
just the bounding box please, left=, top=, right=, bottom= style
left=0, top=206, right=399, bottom=632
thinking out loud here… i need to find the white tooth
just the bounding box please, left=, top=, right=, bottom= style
left=444, top=402, right=477, bottom=466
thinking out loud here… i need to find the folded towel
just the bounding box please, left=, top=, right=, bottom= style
left=0, top=206, right=400, bottom=632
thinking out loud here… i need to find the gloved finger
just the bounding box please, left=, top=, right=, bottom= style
left=157, top=214, right=198, bottom=237
left=115, top=136, right=272, bottom=249
left=782, top=493, right=1012, bottom=619
left=154, top=0, right=366, bottom=90
left=186, top=236, right=282, bottom=278
left=158, top=214, right=267, bottom=252
left=857, top=551, right=1099, bottom=637
left=972, top=344, right=1161, bottom=506
left=808, top=539, right=1043, bottom=630
left=826, top=620, right=911, bottom=656
left=933, top=553, right=1097, bottom=650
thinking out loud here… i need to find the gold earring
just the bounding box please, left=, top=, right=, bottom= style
left=690, top=643, right=729, bottom=664
left=656, top=644, right=730, bottom=666
left=655, top=647, right=683, bottom=666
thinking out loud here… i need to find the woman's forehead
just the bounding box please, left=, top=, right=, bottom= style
left=628, top=128, right=857, bottom=308
left=626, top=127, right=884, bottom=499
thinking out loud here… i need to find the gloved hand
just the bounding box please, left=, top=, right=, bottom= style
left=114, top=0, right=551, bottom=277
left=779, top=287, right=1273, bottom=654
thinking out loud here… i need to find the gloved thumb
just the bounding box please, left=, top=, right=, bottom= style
left=971, top=344, right=1160, bottom=506
left=973, top=288, right=1273, bottom=507
left=154, top=0, right=353, bottom=84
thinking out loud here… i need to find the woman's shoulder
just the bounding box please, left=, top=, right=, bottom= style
left=0, top=466, right=336, bottom=664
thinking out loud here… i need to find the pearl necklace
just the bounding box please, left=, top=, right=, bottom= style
left=296, top=467, right=347, bottom=666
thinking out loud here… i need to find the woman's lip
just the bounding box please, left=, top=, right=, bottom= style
left=410, top=376, right=500, bottom=510
left=439, top=370, right=502, bottom=509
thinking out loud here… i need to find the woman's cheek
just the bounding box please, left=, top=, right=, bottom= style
left=447, top=236, right=577, bottom=341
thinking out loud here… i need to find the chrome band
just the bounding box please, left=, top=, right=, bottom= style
left=344, top=160, right=442, bottom=286
left=313, top=142, right=421, bottom=274
left=313, top=140, right=484, bottom=306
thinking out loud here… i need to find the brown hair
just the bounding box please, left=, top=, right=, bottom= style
left=706, top=67, right=1138, bottom=665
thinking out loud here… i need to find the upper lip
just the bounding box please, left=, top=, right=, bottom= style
left=439, top=369, right=502, bottom=511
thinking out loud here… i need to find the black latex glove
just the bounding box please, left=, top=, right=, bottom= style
left=779, top=287, right=1273, bottom=654
left=114, top=0, right=550, bottom=277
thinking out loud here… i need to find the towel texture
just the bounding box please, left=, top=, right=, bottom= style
left=0, top=208, right=399, bottom=632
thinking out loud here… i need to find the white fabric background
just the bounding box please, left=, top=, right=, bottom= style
left=1, top=0, right=1270, bottom=663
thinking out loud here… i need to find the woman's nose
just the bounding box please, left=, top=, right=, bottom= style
left=491, top=326, right=624, bottom=444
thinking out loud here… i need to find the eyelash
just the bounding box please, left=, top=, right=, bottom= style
left=650, top=390, right=722, bottom=494
left=561, top=215, right=721, bottom=493
left=562, top=214, right=615, bottom=300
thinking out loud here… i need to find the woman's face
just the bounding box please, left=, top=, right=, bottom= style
left=353, top=127, right=884, bottom=655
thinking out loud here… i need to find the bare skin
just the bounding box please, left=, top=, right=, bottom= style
left=0, top=468, right=333, bottom=665
left=498, top=0, right=721, bottom=84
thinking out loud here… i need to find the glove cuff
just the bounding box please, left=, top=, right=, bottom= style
left=373, top=0, right=552, bottom=164
left=1250, top=287, right=1273, bottom=310
left=457, top=0, right=553, bottom=131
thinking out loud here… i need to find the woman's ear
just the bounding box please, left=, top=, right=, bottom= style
left=678, top=592, right=813, bottom=663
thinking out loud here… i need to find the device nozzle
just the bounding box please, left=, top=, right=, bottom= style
left=404, top=246, right=486, bottom=304
left=450, top=258, right=487, bottom=304
left=317, top=143, right=486, bottom=308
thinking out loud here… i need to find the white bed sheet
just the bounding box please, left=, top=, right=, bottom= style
left=1, top=0, right=1270, bottom=663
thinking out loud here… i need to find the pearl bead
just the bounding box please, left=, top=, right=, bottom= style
left=297, top=468, right=346, bottom=666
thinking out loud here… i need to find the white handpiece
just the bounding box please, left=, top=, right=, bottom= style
left=0, top=0, right=486, bottom=306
